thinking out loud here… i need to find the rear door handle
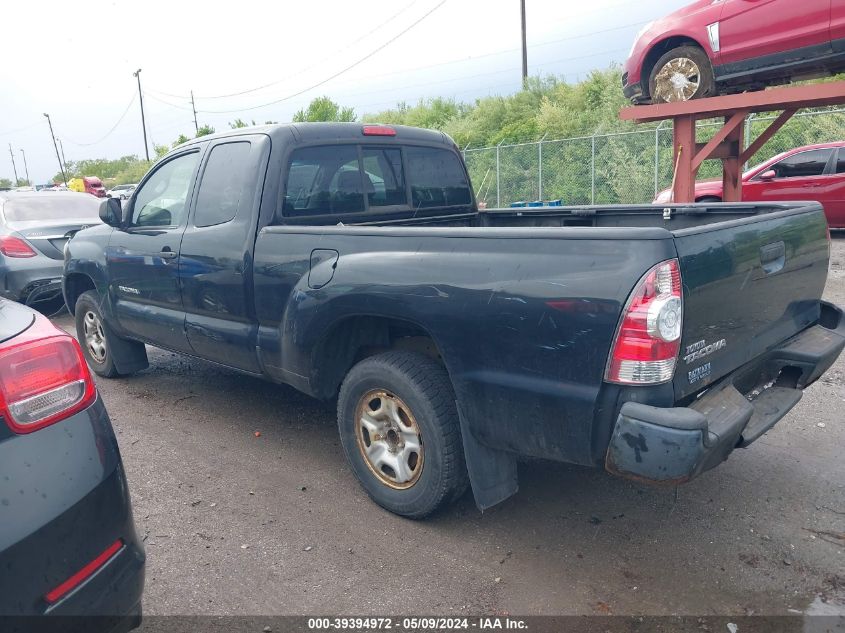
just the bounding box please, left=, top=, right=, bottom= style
left=158, top=249, right=177, bottom=260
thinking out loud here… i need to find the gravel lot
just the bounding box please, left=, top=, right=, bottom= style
left=53, top=236, right=845, bottom=617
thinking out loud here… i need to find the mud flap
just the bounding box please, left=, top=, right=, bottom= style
left=457, top=404, right=518, bottom=511
left=103, top=318, right=149, bottom=374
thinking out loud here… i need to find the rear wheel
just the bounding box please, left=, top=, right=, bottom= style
left=649, top=46, right=715, bottom=103
left=337, top=351, right=468, bottom=519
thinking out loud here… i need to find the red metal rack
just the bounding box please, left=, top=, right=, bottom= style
left=619, top=81, right=845, bottom=203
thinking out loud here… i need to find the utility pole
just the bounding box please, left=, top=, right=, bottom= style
left=190, top=90, right=199, bottom=134
left=133, top=69, right=150, bottom=161
left=520, top=0, right=528, bottom=90
left=19, top=149, right=31, bottom=186
left=56, top=137, right=68, bottom=176
left=8, top=144, right=19, bottom=184
left=43, top=113, right=67, bottom=185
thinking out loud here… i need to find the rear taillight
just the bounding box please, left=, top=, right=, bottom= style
left=605, top=259, right=683, bottom=385
left=0, top=235, right=37, bottom=258
left=0, top=319, right=96, bottom=433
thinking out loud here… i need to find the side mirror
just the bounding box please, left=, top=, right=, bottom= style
left=99, top=197, right=123, bottom=227
left=760, top=169, right=777, bottom=181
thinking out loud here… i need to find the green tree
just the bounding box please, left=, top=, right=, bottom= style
left=0, top=178, right=13, bottom=188
left=173, top=134, right=191, bottom=148
left=15, top=178, right=31, bottom=187
left=196, top=125, right=215, bottom=137
left=293, top=96, right=356, bottom=123
left=153, top=144, right=170, bottom=160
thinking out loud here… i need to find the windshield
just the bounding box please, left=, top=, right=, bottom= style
left=3, top=196, right=101, bottom=222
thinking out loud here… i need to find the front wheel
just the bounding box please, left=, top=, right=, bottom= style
left=74, top=290, right=146, bottom=378
left=337, top=351, right=468, bottom=519
left=649, top=46, right=716, bottom=103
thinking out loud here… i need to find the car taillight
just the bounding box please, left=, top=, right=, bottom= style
left=0, top=319, right=96, bottom=433
left=605, top=259, right=683, bottom=385
left=0, top=235, right=37, bottom=258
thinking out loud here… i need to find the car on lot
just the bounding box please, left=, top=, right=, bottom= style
left=1, top=192, right=101, bottom=311
left=0, top=298, right=144, bottom=625
left=654, top=142, right=845, bottom=228
left=107, top=184, right=137, bottom=200
left=623, top=0, right=845, bottom=103
left=64, top=123, right=845, bottom=518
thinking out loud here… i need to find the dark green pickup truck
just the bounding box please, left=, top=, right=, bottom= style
left=63, top=123, right=845, bottom=517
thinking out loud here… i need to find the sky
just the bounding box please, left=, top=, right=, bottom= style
left=0, top=0, right=682, bottom=183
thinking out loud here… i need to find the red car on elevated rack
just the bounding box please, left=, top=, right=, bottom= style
left=624, top=0, right=845, bottom=104
left=654, top=142, right=845, bottom=228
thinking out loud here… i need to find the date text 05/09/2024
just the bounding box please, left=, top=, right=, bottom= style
left=306, top=617, right=528, bottom=630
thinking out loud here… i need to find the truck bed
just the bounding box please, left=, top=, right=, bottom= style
left=254, top=201, right=831, bottom=475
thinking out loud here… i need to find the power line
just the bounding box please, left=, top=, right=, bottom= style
left=323, top=47, right=630, bottom=103
left=151, top=0, right=422, bottom=101
left=196, top=0, right=450, bottom=115
left=63, top=94, right=138, bottom=147
left=0, top=121, right=43, bottom=137
left=144, top=91, right=195, bottom=111
left=198, top=18, right=643, bottom=116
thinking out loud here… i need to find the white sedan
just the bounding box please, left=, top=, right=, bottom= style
left=106, top=183, right=137, bottom=200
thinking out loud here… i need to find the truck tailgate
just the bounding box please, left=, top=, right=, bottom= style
left=672, top=204, right=830, bottom=400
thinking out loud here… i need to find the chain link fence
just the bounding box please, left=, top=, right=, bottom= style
left=463, top=108, right=845, bottom=207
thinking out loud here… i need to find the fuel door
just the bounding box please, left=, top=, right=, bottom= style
left=308, top=249, right=339, bottom=289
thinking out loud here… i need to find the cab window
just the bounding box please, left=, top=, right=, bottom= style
left=132, top=152, right=200, bottom=227
left=194, top=142, right=252, bottom=227
left=283, top=145, right=364, bottom=216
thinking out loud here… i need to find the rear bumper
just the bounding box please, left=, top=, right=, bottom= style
left=622, top=79, right=646, bottom=103
left=0, top=258, right=64, bottom=307
left=0, top=397, right=145, bottom=629
left=606, top=301, right=845, bottom=484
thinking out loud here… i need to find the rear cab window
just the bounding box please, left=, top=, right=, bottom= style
left=280, top=143, right=472, bottom=223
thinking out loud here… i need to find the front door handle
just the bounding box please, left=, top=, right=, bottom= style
left=158, top=248, right=177, bottom=260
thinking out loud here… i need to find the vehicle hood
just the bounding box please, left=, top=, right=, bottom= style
left=0, top=299, right=35, bottom=344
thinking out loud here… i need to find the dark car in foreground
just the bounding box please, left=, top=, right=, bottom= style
left=1, top=192, right=101, bottom=312
left=654, top=142, right=845, bottom=228
left=0, top=299, right=144, bottom=628
left=65, top=123, right=845, bottom=519
left=624, top=0, right=845, bottom=103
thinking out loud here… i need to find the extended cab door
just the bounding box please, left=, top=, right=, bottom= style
left=107, top=148, right=202, bottom=350
left=743, top=147, right=836, bottom=205
left=717, top=0, right=831, bottom=69
left=180, top=135, right=269, bottom=372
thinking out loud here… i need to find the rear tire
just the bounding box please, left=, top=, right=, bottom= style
left=697, top=196, right=722, bottom=203
left=75, top=290, right=145, bottom=378
left=649, top=46, right=716, bottom=103
left=337, top=351, right=468, bottom=519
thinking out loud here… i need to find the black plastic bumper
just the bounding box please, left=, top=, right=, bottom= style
left=606, top=301, right=845, bottom=484
left=623, top=80, right=646, bottom=103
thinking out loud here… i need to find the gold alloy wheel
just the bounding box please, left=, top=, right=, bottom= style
left=354, top=390, right=424, bottom=490
left=653, top=57, right=702, bottom=102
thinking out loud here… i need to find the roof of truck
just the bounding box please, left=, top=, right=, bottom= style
left=177, top=122, right=453, bottom=149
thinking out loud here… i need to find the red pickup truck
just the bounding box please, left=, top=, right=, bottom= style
left=624, top=0, right=845, bottom=103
